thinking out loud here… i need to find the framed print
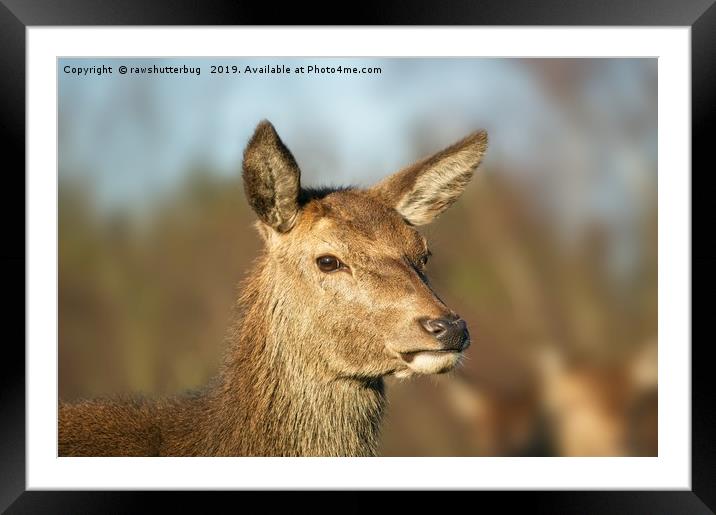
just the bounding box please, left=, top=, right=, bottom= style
left=2, top=0, right=712, bottom=512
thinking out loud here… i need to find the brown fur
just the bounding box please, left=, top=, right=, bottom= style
left=59, top=120, right=488, bottom=456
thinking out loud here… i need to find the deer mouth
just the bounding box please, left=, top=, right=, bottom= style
left=398, top=332, right=470, bottom=363
left=397, top=349, right=464, bottom=375
left=399, top=349, right=461, bottom=362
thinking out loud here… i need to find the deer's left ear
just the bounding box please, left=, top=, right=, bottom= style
left=370, top=130, right=487, bottom=226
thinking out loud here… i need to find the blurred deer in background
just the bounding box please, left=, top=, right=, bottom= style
left=444, top=341, right=657, bottom=456
left=538, top=341, right=657, bottom=456
left=59, top=120, right=488, bottom=456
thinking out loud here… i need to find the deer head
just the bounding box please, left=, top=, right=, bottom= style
left=242, top=120, right=487, bottom=380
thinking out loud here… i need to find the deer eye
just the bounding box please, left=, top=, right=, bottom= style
left=316, top=255, right=344, bottom=273
left=419, top=252, right=431, bottom=268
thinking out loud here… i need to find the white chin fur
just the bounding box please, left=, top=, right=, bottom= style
left=405, top=352, right=461, bottom=375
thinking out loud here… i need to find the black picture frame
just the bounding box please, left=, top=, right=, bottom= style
left=1, top=1, right=711, bottom=512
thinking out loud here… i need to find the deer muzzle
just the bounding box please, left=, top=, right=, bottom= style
left=418, top=316, right=470, bottom=352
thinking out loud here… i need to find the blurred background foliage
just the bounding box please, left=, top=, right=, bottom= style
left=59, top=58, right=657, bottom=456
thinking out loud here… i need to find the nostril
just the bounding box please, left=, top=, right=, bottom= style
left=418, top=317, right=448, bottom=336
left=430, top=319, right=450, bottom=335
left=417, top=316, right=470, bottom=351
left=418, top=317, right=470, bottom=352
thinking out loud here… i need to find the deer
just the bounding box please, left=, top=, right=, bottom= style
left=59, top=120, right=488, bottom=456
left=442, top=342, right=658, bottom=456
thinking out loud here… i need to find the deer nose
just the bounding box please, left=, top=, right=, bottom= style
left=418, top=316, right=470, bottom=351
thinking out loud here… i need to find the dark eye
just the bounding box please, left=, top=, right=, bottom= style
left=316, top=255, right=343, bottom=273
left=419, top=252, right=431, bottom=268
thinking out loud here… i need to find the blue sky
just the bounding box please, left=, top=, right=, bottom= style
left=59, top=58, right=653, bottom=202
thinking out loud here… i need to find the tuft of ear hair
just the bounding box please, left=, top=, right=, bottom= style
left=242, top=120, right=302, bottom=232
left=370, top=130, right=488, bottom=226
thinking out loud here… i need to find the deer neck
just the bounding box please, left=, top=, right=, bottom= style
left=205, top=260, right=386, bottom=456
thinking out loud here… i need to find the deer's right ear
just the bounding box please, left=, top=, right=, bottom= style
left=242, top=120, right=302, bottom=233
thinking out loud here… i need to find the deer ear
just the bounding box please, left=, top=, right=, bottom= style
left=242, top=120, right=301, bottom=232
left=371, top=130, right=487, bottom=225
